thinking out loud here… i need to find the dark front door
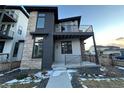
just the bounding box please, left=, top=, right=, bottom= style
left=0, top=41, right=5, bottom=53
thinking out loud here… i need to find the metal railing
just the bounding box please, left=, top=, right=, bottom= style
left=0, top=10, right=18, bottom=21
left=55, top=25, right=93, bottom=32
left=0, top=30, right=14, bottom=38
left=0, top=53, right=9, bottom=62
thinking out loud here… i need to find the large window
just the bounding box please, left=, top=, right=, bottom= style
left=36, top=13, right=45, bottom=29
left=13, top=42, right=19, bottom=57
left=33, top=37, right=43, bottom=58
left=61, top=41, right=72, bottom=54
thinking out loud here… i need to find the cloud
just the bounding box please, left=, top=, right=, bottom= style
left=116, top=37, right=124, bottom=40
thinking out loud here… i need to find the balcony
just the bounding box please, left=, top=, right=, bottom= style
left=0, top=30, right=14, bottom=39
left=0, top=10, right=18, bottom=22
left=54, top=25, right=94, bottom=40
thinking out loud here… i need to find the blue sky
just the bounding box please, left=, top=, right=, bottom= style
left=58, top=5, right=124, bottom=49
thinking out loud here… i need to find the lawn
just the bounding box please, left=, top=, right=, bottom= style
left=80, top=78, right=124, bottom=88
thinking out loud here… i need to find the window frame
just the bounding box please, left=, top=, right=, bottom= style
left=36, top=13, right=45, bottom=29
left=61, top=41, right=72, bottom=54
left=13, top=42, right=19, bottom=57
left=32, top=37, right=43, bottom=58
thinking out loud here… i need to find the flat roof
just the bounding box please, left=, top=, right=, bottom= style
left=58, top=16, right=81, bottom=25
left=24, top=6, right=58, bottom=22
left=0, top=5, right=29, bottom=18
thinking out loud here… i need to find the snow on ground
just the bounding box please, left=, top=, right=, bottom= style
left=0, top=74, right=4, bottom=77
left=116, top=66, right=124, bottom=70
left=80, top=81, right=88, bottom=88
left=3, top=71, right=53, bottom=85
left=4, top=77, right=34, bottom=85
left=52, top=70, right=65, bottom=76
left=34, top=70, right=53, bottom=78
left=67, top=69, right=77, bottom=80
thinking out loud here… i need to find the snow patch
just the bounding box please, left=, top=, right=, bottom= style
left=5, top=79, right=18, bottom=84
left=67, top=69, right=77, bottom=73
left=117, top=66, right=124, bottom=70
left=34, top=72, right=42, bottom=78
left=67, top=73, right=72, bottom=80
left=0, top=74, right=4, bottom=77
left=100, top=67, right=107, bottom=71
left=34, top=71, right=53, bottom=79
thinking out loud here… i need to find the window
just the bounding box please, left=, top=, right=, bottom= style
left=36, top=13, right=45, bottom=29
left=13, top=42, right=19, bottom=57
left=0, top=42, right=5, bottom=53
left=32, top=37, right=43, bottom=58
left=61, top=41, right=72, bottom=54
left=0, top=24, right=5, bottom=31
left=18, top=26, right=23, bottom=35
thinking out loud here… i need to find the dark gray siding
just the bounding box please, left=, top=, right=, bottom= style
left=36, top=12, right=55, bottom=70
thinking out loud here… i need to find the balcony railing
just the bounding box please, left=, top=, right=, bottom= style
left=0, top=53, right=9, bottom=62
left=0, top=10, right=18, bottom=22
left=55, top=25, right=93, bottom=32
left=0, top=30, right=14, bottom=38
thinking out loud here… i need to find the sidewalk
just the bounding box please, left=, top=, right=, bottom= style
left=46, top=70, right=72, bottom=88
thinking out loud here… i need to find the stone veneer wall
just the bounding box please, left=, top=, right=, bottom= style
left=20, top=12, right=42, bottom=69
left=0, top=61, right=21, bottom=72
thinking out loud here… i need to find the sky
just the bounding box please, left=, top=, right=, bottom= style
left=58, top=5, right=124, bottom=50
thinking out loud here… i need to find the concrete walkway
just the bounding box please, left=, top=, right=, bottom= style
left=46, top=70, right=72, bottom=88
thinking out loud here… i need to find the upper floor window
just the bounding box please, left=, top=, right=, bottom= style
left=36, top=13, right=45, bottom=29
left=18, top=26, right=23, bottom=35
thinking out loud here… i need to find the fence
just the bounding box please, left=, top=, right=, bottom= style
left=65, top=55, right=82, bottom=66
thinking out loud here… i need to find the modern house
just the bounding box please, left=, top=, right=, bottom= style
left=0, top=5, right=29, bottom=71
left=21, top=6, right=98, bottom=70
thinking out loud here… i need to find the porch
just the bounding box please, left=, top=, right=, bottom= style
left=52, top=55, right=99, bottom=69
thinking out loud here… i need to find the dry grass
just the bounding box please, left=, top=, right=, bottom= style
left=81, top=79, right=124, bottom=88
left=0, top=82, right=40, bottom=88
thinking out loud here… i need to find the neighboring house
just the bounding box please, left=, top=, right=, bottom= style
left=103, top=49, right=121, bottom=56
left=89, top=45, right=120, bottom=55
left=21, top=6, right=98, bottom=70
left=0, top=5, right=29, bottom=71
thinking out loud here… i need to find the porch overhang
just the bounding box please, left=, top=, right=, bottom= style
left=30, top=32, right=48, bottom=37
left=53, top=32, right=93, bottom=40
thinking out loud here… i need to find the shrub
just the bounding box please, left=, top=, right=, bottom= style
left=16, top=73, right=28, bottom=80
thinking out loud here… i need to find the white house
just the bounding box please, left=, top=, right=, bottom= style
left=0, top=5, right=29, bottom=71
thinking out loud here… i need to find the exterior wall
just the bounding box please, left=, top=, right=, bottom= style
left=0, top=61, right=21, bottom=72
left=2, top=10, right=28, bottom=62
left=21, top=11, right=41, bottom=69
left=89, top=46, right=108, bottom=55
left=54, top=38, right=81, bottom=63
left=41, top=12, right=55, bottom=70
